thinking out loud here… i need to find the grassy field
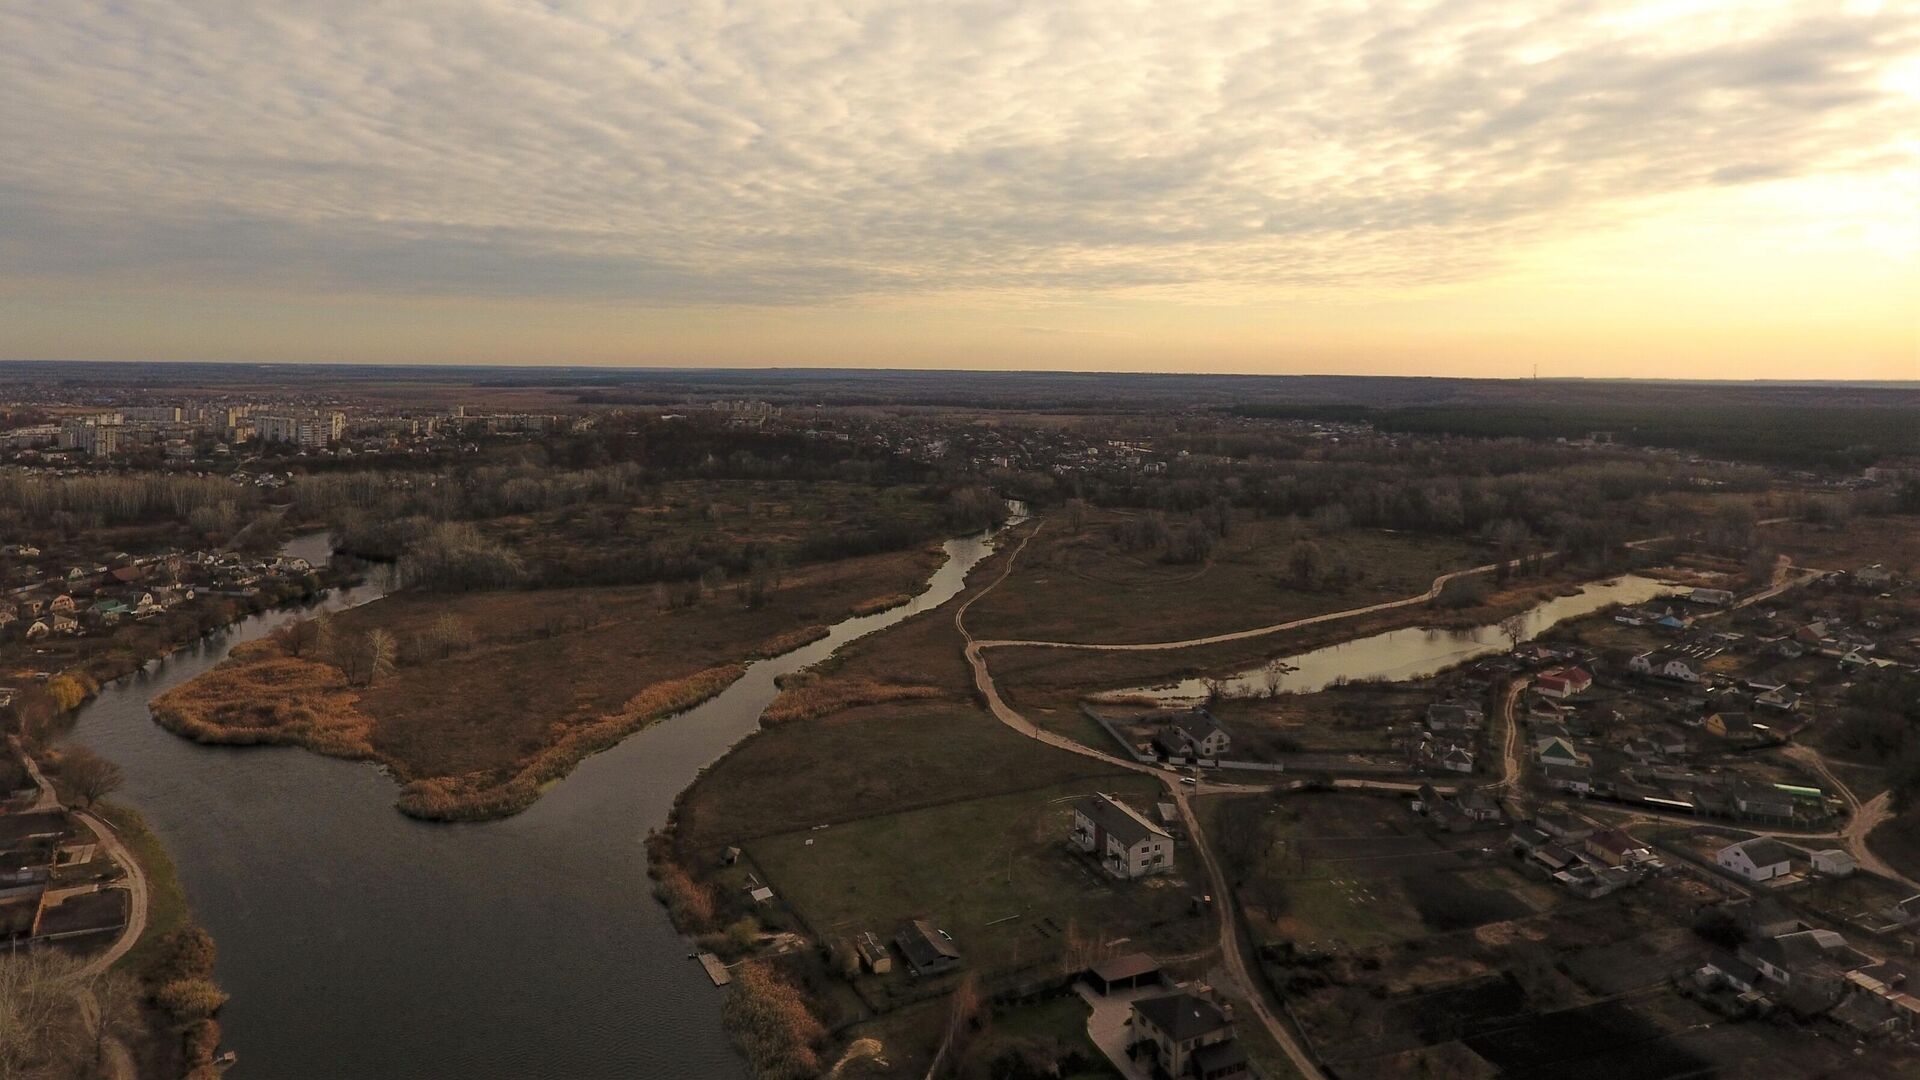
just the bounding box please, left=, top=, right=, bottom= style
left=966, top=515, right=1484, bottom=645
left=95, top=801, right=188, bottom=975
left=1757, top=514, right=1920, bottom=575
left=674, top=700, right=1141, bottom=851
left=744, top=775, right=1203, bottom=988
left=1209, top=680, right=1446, bottom=756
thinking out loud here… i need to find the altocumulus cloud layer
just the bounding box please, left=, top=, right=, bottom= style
left=2, top=0, right=1916, bottom=306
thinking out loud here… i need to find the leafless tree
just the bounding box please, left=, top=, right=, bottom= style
left=60, top=746, right=122, bottom=809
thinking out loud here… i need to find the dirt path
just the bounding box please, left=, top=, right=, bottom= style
left=972, top=557, right=1515, bottom=653
left=957, top=523, right=1327, bottom=1079
left=1781, top=744, right=1919, bottom=893
left=13, top=740, right=153, bottom=980
left=72, top=808, right=150, bottom=979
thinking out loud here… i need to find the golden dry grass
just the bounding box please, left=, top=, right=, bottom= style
left=760, top=673, right=944, bottom=727
left=151, top=653, right=377, bottom=760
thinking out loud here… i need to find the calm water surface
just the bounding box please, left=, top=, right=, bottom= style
left=64, top=526, right=1011, bottom=1078
left=1110, top=574, right=1678, bottom=704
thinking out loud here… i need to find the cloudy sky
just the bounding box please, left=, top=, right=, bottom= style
left=2, top=1, right=1916, bottom=377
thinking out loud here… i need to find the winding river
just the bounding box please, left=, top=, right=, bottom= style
left=62, top=525, right=1015, bottom=1078
left=1109, top=574, right=1679, bottom=704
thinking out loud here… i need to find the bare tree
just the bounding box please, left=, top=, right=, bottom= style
left=1262, top=659, right=1291, bottom=698
left=271, top=615, right=322, bottom=658
left=363, top=629, right=398, bottom=687
left=60, top=746, right=122, bottom=809
left=0, top=949, right=85, bottom=1078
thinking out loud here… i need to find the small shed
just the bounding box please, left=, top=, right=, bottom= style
left=1087, top=952, right=1163, bottom=995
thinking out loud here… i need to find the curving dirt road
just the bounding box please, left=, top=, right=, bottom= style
left=958, top=522, right=1327, bottom=1079
left=1781, top=744, right=1918, bottom=893
left=12, top=739, right=153, bottom=980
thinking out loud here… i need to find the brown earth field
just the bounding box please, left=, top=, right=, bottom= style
left=1757, top=514, right=1920, bottom=575
left=151, top=544, right=945, bottom=820
left=964, top=514, right=1486, bottom=645
left=982, top=570, right=1614, bottom=716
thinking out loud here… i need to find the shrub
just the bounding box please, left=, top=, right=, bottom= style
left=154, top=978, right=229, bottom=1021
left=723, top=961, right=826, bottom=1080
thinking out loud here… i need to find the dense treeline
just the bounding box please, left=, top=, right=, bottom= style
left=0, top=472, right=257, bottom=531
left=1236, top=402, right=1919, bottom=470
left=1832, top=672, right=1920, bottom=813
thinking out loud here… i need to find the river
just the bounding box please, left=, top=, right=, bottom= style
left=1107, top=574, right=1679, bottom=704
left=63, top=524, right=1015, bottom=1078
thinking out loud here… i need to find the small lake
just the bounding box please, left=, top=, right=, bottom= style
left=62, top=523, right=1016, bottom=1078
left=1106, top=574, right=1678, bottom=704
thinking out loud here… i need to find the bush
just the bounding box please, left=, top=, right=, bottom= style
left=723, top=961, right=826, bottom=1080
left=154, top=978, right=229, bottom=1022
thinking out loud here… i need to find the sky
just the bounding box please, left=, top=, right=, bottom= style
left=1, top=1, right=1916, bottom=379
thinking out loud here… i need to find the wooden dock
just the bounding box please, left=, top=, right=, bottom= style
left=697, top=952, right=732, bottom=986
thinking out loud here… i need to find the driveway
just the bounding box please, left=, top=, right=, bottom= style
left=1075, top=981, right=1160, bottom=1080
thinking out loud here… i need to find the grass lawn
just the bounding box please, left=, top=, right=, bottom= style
left=967, top=515, right=1485, bottom=645
left=989, top=994, right=1118, bottom=1079
left=94, top=801, right=186, bottom=976
left=745, top=776, right=1205, bottom=986
left=676, top=700, right=1141, bottom=851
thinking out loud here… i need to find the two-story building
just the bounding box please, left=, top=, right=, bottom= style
left=1071, top=793, right=1174, bottom=880
left=1130, top=991, right=1247, bottom=1079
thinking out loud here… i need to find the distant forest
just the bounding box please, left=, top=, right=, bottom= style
left=1235, top=401, right=1919, bottom=471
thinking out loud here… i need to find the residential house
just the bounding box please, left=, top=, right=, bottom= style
left=1534, top=736, right=1586, bottom=768
left=1534, top=666, right=1593, bottom=699
left=1717, top=837, right=1800, bottom=882
left=1425, top=701, right=1483, bottom=734
left=1130, top=992, right=1246, bottom=1079
left=1584, top=828, right=1652, bottom=867
left=893, top=920, right=961, bottom=976
left=1439, top=745, right=1475, bottom=774
left=1628, top=651, right=1699, bottom=682
left=1689, top=587, right=1736, bottom=607
left=1071, top=793, right=1174, bottom=880
left=1536, top=760, right=1597, bottom=795
left=1165, top=709, right=1231, bottom=760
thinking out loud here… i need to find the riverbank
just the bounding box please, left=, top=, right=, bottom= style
left=145, top=545, right=946, bottom=822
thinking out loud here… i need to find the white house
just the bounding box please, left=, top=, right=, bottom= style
left=1809, top=849, right=1857, bottom=877
left=1716, top=837, right=1800, bottom=882
left=1071, top=793, right=1174, bottom=880
left=1627, top=651, right=1699, bottom=682
left=1166, top=709, right=1231, bottom=760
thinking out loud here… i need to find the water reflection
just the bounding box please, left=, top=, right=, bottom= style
left=1109, top=574, right=1677, bottom=704
left=62, top=520, right=1014, bottom=1078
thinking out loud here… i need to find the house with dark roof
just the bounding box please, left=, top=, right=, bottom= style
left=1155, top=708, right=1231, bottom=760
left=1130, top=991, right=1244, bottom=1078
left=1071, top=793, right=1174, bottom=880
left=893, top=919, right=961, bottom=977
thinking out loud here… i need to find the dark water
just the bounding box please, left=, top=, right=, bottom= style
left=64, top=527, right=1008, bottom=1078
